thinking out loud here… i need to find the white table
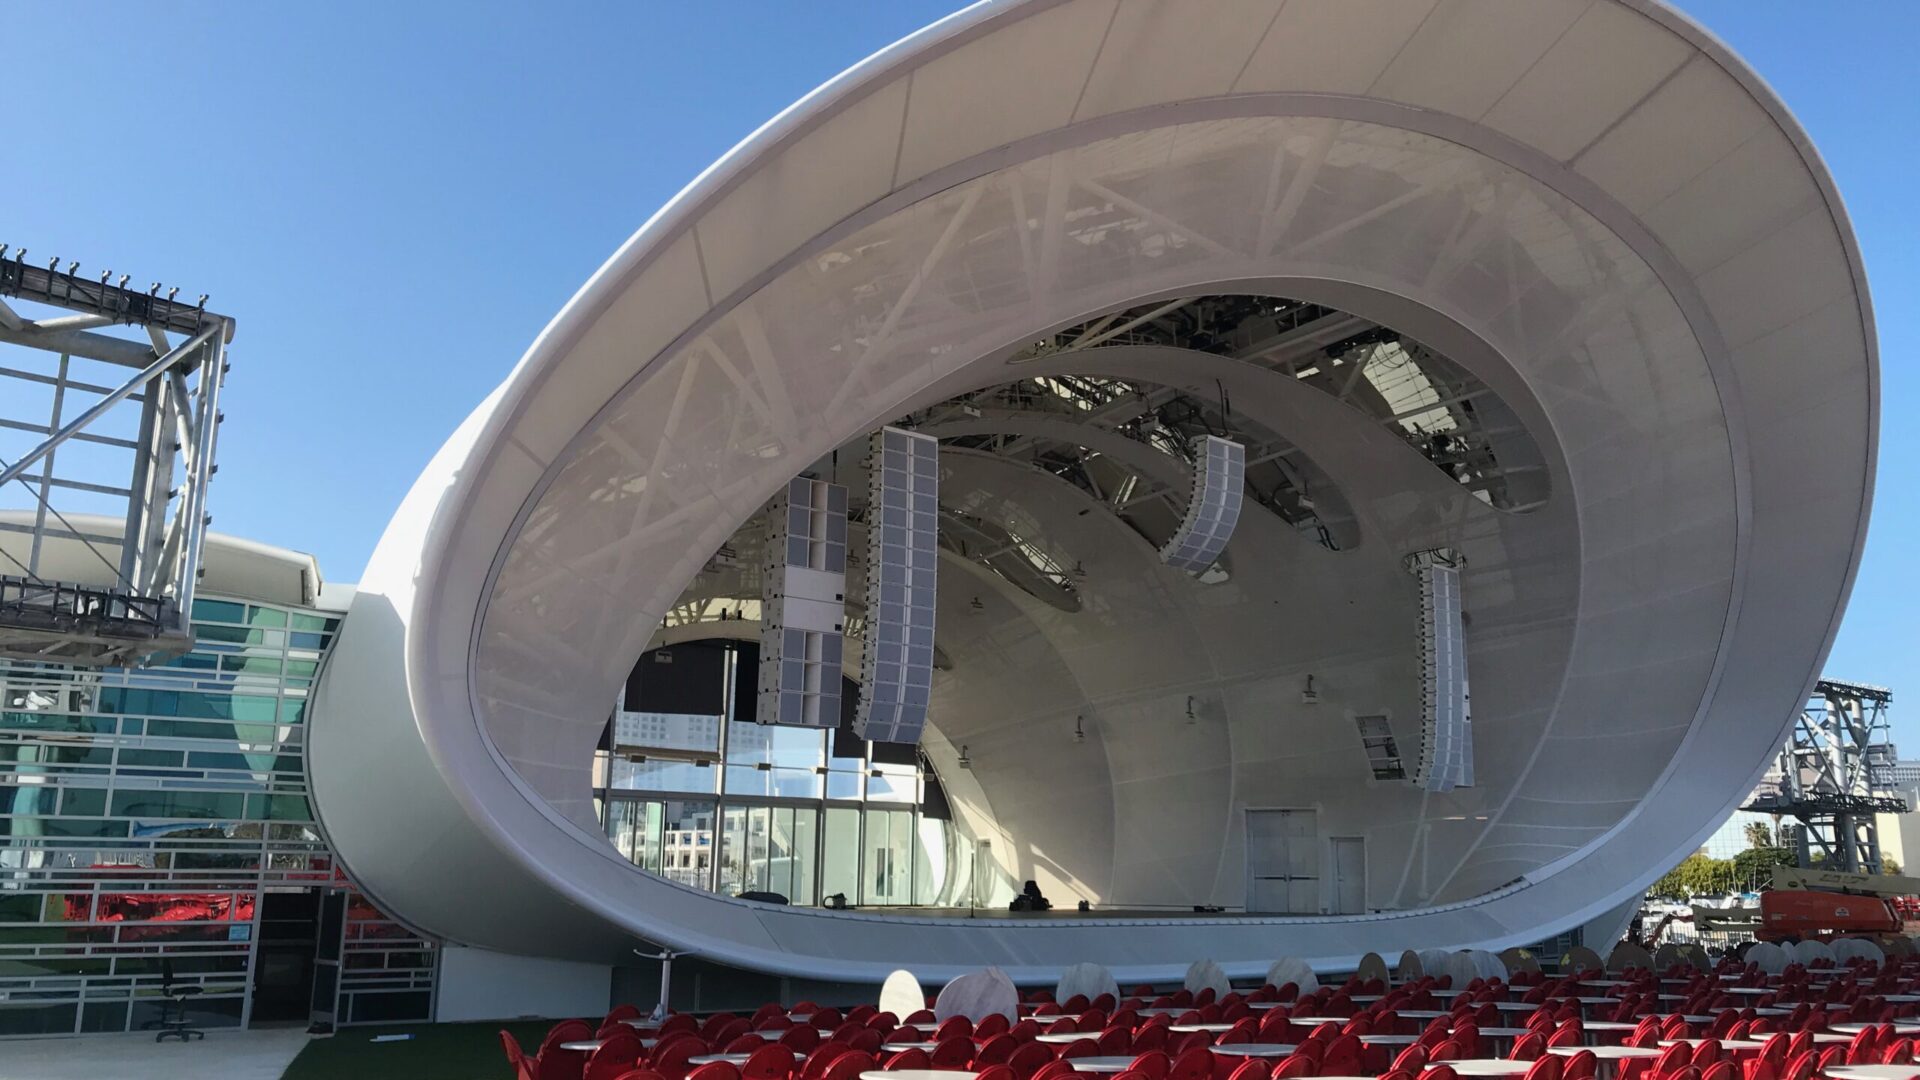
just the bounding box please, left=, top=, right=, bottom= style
left=1580, top=981, right=1636, bottom=988
left=1290, top=1017, right=1352, bottom=1026
left=1831, top=1023, right=1920, bottom=1035
left=1037, top=1033, right=1099, bottom=1045
left=1062, top=1059, right=1139, bottom=1074
left=1248, top=1002, right=1287, bottom=1011
left=1210, top=1044, right=1298, bottom=1057
left=860, top=1071, right=979, bottom=1080
left=1445, top=1060, right=1534, bottom=1076
left=560, top=1040, right=606, bottom=1052
left=1401, top=1010, right=1453, bottom=1020
left=1432, top=990, right=1469, bottom=999
left=1823, top=1068, right=1920, bottom=1080
left=1726, top=988, right=1774, bottom=996
left=1171, top=1024, right=1235, bottom=1033
left=1884, top=995, right=1920, bottom=1004
left=691, top=1054, right=755, bottom=1065
left=1362, top=1035, right=1420, bottom=1045
left=883, top=1042, right=942, bottom=1052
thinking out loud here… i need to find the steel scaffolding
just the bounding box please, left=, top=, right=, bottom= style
left=1744, top=679, right=1901, bottom=873
left=0, top=247, right=233, bottom=666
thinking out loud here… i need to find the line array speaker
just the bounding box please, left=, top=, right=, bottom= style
left=756, top=476, right=848, bottom=728
left=855, top=426, right=938, bottom=744
left=1160, top=435, right=1245, bottom=573
left=1408, top=548, right=1472, bottom=791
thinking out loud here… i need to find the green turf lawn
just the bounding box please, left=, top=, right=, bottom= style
left=281, top=1019, right=556, bottom=1080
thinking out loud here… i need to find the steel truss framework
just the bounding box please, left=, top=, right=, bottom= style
left=0, top=248, right=232, bottom=666
left=1745, top=679, right=1901, bottom=874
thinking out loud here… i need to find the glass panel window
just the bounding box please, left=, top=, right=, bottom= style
left=866, top=764, right=918, bottom=803
left=608, top=757, right=717, bottom=795
left=716, top=806, right=748, bottom=897
left=822, top=806, right=859, bottom=907
left=863, top=808, right=914, bottom=906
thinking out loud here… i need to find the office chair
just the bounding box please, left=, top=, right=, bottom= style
left=153, top=957, right=205, bottom=1042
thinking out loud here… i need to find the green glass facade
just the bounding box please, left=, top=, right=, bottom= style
left=0, top=595, right=434, bottom=1037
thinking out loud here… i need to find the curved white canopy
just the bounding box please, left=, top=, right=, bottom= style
left=311, top=0, right=1875, bottom=982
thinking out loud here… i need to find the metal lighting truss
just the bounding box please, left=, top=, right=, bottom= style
left=1744, top=679, right=1901, bottom=873
left=0, top=248, right=233, bottom=666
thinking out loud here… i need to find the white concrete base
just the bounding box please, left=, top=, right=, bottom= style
left=0, top=1029, right=308, bottom=1080
left=434, top=945, right=612, bottom=1022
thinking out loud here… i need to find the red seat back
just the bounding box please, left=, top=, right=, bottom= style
left=540, top=1053, right=590, bottom=1080
left=1133, top=1026, right=1170, bottom=1053
left=687, top=1064, right=741, bottom=1080
left=846, top=1030, right=880, bottom=1055
left=931, top=1036, right=974, bottom=1068
left=1699, top=1062, right=1737, bottom=1080
left=800, top=1041, right=850, bottom=1080
left=544, top=1020, right=594, bottom=1051
left=1510, top=1033, right=1547, bottom=1061
left=818, top=1051, right=872, bottom=1080
left=885, top=1049, right=932, bottom=1071
left=1520, top=1056, right=1562, bottom=1080
left=1127, top=1051, right=1172, bottom=1080
left=1008, top=1041, right=1055, bottom=1080
left=1034, top=1062, right=1081, bottom=1080
left=1061, top=1038, right=1101, bottom=1059
left=1169, top=1046, right=1214, bottom=1080
left=741, top=1046, right=796, bottom=1080
left=1225, top=1059, right=1268, bottom=1080
left=1271, top=1056, right=1317, bottom=1079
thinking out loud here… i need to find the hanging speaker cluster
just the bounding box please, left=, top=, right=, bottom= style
left=755, top=476, right=848, bottom=728
left=1159, top=435, right=1245, bottom=573
left=854, top=426, right=939, bottom=744
left=1407, top=548, right=1472, bottom=791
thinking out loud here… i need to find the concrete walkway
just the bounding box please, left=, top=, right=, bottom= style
left=0, top=1028, right=309, bottom=1079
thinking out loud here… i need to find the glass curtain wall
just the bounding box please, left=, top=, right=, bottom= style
left=0, top=596, right=435, bottom=1037
left=598, top=641, right=979, bottom=910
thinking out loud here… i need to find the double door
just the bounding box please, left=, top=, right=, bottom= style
left=1246, top=809, right=1319, bottom=914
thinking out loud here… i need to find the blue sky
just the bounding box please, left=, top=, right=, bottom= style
left=8, top=3, right=1915, bottom=740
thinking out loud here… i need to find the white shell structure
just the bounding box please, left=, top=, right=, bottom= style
left=310, top=0, right=1875, bottom=984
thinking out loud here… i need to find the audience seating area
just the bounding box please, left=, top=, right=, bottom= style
left=501, top=956, right=1920, bottom=1080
